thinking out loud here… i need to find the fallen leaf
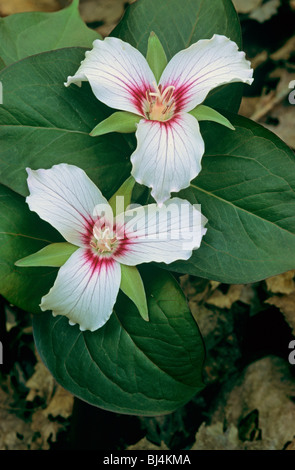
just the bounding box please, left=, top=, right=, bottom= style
left=250, top=69, right=295, bottom=122
left=0, top=379, right=35, bottom=450
left=286, top=438, right=295, bottom=450
left=30, top=409, right=62, bottom=450
left=0, top=0, right=61, bottom=15
left=127, top=438, right=168, bottom=451
left=249, top=0, right=281, bottom=23
left=192, top=422, right=244, bottom=450
left=79, top=0, right=126, bottom=23
left=232, top=0, right=262, bottom=14
left=264, top=105, right=295, bottom=149
left=24, top=355, right=74, bottom=449
left=194, top=356, right=295, bottom=450
left=206, top=285, right=244, bottom=310
left=45, top=385, right=74, bottom=419
left=266, top=293, right=295, bottom=335
left=266, top=271, right=295, bottom=295
left=26, top=359, right=55, bottom=403
left=239, top=97, right=262, bottom=118
left=271, top=35, right=295, bottom=62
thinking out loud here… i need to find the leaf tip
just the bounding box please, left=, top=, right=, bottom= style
left=14, top=258, right=25, bottom=267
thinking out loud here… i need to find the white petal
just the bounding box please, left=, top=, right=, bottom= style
left=159, top=34, right=254, bottom=112
left=65, top=37, right=156, bottom=116
left=41, top=248, right=121, bottom=332
left=114, top=197, right=207, bottom=265
left=26, top=164, right=109, bottom=247
left=131, top=113, right=205, bottom=205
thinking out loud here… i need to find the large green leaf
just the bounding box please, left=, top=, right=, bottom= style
left=167, top=114, right=295, bottom=284
left=0, top=182, right=205, bottom=415
left=0, top=47, right=131, bottom=198
left=0, top=0, right=100, bottom=67
left=113, top=0, right=244, bottom=112
left=33, top=266, right=205, bottom=416
left=0, top=184, right=61, bottom=313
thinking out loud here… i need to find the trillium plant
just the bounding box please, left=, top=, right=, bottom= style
left=22, top=163, right=206, bottom=332
left=0, top=0, right=295, bottom=416
left=65, top=34, right=253, bottom=204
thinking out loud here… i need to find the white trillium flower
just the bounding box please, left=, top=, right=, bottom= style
left=65, top=35, right=253, bottom=205
left=26, top=164, right=207, bottom=332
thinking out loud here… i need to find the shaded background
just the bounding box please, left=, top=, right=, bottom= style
left=0, top=0, right=295, bottom=451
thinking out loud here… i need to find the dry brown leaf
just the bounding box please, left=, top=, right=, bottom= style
left=26, top=359, right=55, bottom=403
left=266, top=293, right=295, bottom=335
left=0, top=380, right=35, bottom=450
left=127, top=437, right=168, bottom=451
left=265, top=271, right=295, bottom=334
left=24, top=356, right=74, bottom=449
left=79, top=0, right=126, bottom=23
left=286, top=438, right=295, bottom=450
left=266, top=271, right=295, bottom=295
left=192, top=422, right=243, bottom=450
left=271, top=35, right=295, bottom=62
left=232, top=0, right=262, bottom=14
left=251, top=50, right=269, bottom=69
left=45, top=385, right=74, bottom=419
left=0, top=0, right=61, bottom=15
left=239, top=97, right=261, bottom=118
left=194, top=356, right=295, bottom=450
left=203, top=281, right=254, bottom=312
left=180, top=275, right=212, bottom=303
left=264, top=105, right=295, bottom=149
left=78, top=0, right=135, bottom=37
left=30, top=409, right=62, bottom=450
left=250, top=69, right=295, bottom=122
left=249, top=0, right=281, bottom=22
left=206, top=285, right=244, bottom=310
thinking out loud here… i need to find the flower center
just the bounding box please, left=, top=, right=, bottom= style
left=90, top=225, right=117, bottom=255
left=144, top=82, right=176, bottom=122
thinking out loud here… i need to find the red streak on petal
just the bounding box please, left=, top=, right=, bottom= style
left=122, top=81, right=151, bottom=116
left=164, top=80, right=195, bottom=113
left=83, top=249, right=116, bottom=274
left=81, top=215, right=96, bottom=246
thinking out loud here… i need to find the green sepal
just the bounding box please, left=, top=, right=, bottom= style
left=189, top=105, right=235, bottom=130
left=108, top=176, right=136, bottom=216
left=90, top=111, right=141, bottom=137
left=120, top=265, right=149, bottom=322
left=15, top=242, right=78, bottom=268
left=146, top=32, right=168, bottom=83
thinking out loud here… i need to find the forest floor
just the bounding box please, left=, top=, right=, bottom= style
left=1, top=0, right=295, bottom=451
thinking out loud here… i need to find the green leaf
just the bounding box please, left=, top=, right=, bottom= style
left=0, top=47, right=132, bottom=198
left=0, top=57, right=5, bottom=71
left=108, top=176, right=136, bottom=215
left=190, top=105, right=235, bottom=130
left=0, top=0, right=100, bottom=67
left=0, top=184, right=61, bottom=314
left=15, top=242, right=78, bottom=267
left=146, top=32, right=168, bottom=83
left=33, top=265, right=205, bottom=416
left=120, top=264, right=149, bottom=321
left=167, top=113, right=295, bottom=284
left=90, top=111, right=141, bottom=137
left=113, top=0, right=243, bottom=112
